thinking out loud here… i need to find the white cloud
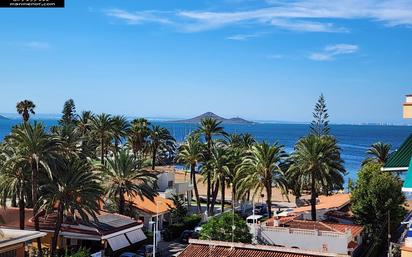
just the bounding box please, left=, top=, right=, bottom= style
left=104, top=9, right=172, bottom=25
left=103, top=1, right=412, bottom=33
left=308, top=44, right=359, bottom=61
left=6, top=41, right=50, bottom=50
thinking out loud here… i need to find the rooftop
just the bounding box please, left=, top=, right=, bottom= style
left=0, top=207, right=141, bottom=237
left=125, top=195, right=174, bottom=215
left=178, top=239, right=348, bottom=257
left=268, top=219, right=363, bottom=237
left=0, top=228, right=46, bottom=249
left=383, top=133, right=412, bottom=171
left=292, top=194, right=350, bottom=214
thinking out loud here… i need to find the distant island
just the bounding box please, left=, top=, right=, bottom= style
left=171, top=112, right=255, bottom=124
left=0, top=114, right=9, bottom=120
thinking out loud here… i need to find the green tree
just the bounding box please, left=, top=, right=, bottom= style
left=362, top=142, right=392, bottom=166
left=16, top=100, right=36, bottom=122
left=196, top=118, right=226, bottom=215
left=209, top=146, right=230, bottom=214
left=111, top=115, right=130, bottom=154
left=351, top=163, right=406, bottom=243
left=288, top=135, right=346, bottom=220
left=239, top=142, right=288, bottom=218
left=310, top=94, right=330, bottom=136
left=148, top=125, right=175, bottom=170
left=59, top=99, right=77, bottom=125
left=176, top=133, right=204, bottom=213
left=90, top=113, right=113, bottom=164
left=128, top=118, right=150, bottom=160
left=200, top=212, right=252, bottom=243
left=103, top=150, right=158, bottom=215
left=0, top=141, right=30, bottom=229
left=6, top=122, right=58, bottom=255
left=39, top=158, right=103, bottom=257
left=169, top=194, right=187, bottom=223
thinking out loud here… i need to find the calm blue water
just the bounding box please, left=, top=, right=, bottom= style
left=1, top=118, right=411, bottom=183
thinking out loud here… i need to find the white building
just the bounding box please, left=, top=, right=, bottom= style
left=255, top=219, right=364, bottom=257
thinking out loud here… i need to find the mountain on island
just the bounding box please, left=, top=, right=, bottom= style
left=172, top=112, right=254, bottom=124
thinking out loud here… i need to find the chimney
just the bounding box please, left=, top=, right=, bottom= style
left=403, top=94, right=412, bottom=119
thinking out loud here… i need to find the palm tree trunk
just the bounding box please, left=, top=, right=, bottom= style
left=221, top=179, right=225, bottom=213
left=266, top=181, right=272, bottom=218
left=206, top=138, right=211, bottom=216
left=100, top=138, right=105, bottom=165
left=191, top=164, right=202, bottom=214
left=19, top=185, right=25, bottom=230
left=31, top=161, right=43, bottom=256
left=119, top=189, right=125, bottom=215
left=51, top=203, right=64, bottom=257
left=151, top=147, right=157, bottom=170
left=210, top=181, right=219, bottom=215
left=207, top=169, right=211, bottom=216
left=310, top=174, right=317, bottom=221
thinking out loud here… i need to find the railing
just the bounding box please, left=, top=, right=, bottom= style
left=261, top=225, right=347, bottom=239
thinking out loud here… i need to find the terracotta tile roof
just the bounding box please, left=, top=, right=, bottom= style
left=327, top=223, right=364, bottom=237
left=125, top=195, right=174, bottom=215
left=280, top=220, right=363, bottom=237
left=178, top=240, right=345, bottom=257
left=292, top=194, right=350, bottom=214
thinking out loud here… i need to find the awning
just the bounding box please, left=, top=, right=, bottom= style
left=402, top=158, right=412, bottom=193
left=107, top=234, right=130, bottom=251
left=106, top=228, right=146, bottom=252
left=126, top=229, right=147, bottom=244
left=383, top=133, right=412, bottom=172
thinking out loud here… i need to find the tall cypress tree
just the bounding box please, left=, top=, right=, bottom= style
left=60, top=99, right=77, bottom=125
left=310, top=94, right=330, bottom=136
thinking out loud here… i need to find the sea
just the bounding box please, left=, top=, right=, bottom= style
left=1, top=118, right=411, bottom=185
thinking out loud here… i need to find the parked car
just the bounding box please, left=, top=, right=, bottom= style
left=180, top=230, right=199, bottom=244
left=137, top=245, right=160, bottom=257
left=253, top=204, right=268, bottom=215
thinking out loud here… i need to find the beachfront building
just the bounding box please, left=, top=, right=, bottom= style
left=250, top=194, right=364, bottom=256
left=258, top=218, right=364, bottom=256
left=0, top=228, right=46, bottom=257
left=0, top=207, right=146, bottom=255
left=154, top=166, right=193, bottom=208
left=404, top=94, right=412, bottom=119
left=178, top=239, right=351, bottom=257
left=381, top=94, right=412, bottom=257
left=125, top=194, right=174, bottom=232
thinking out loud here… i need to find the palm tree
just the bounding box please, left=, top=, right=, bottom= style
left=196, top=118, right=226, bottom=215
left=90, top=113, right=113, bottom=164
left=362, top=142, right=391, bottom=166
left=104, top=150, right=158, bottom=215
left=148, top=125, right=175, bottom=170
left=176, top=133, right=204, bottom=213
left=239, top=142, right=288, bottom=218
left=210, top=146, right=230, bottom=213
left=128, top=118, right=150, bottom=160
left=76, top=111, right=96, bottom=159
left=0, top=142, right=29, bottom=229
left=111, top=115, right=130, bottom=153
left=39, top=158, right=103, bottom=257
left=288, top=135, right=345, bottom=221
left=16, top=100, right=36, bottom=122
left=6, top=122, right=58, bottom=254
left=51, top=123, right=81, bottom=158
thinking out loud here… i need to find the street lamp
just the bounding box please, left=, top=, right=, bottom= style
left=148, top=221, right=156, bottom=257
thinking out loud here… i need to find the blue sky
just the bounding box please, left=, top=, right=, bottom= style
left=0, top=0, right=411, bottom=123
